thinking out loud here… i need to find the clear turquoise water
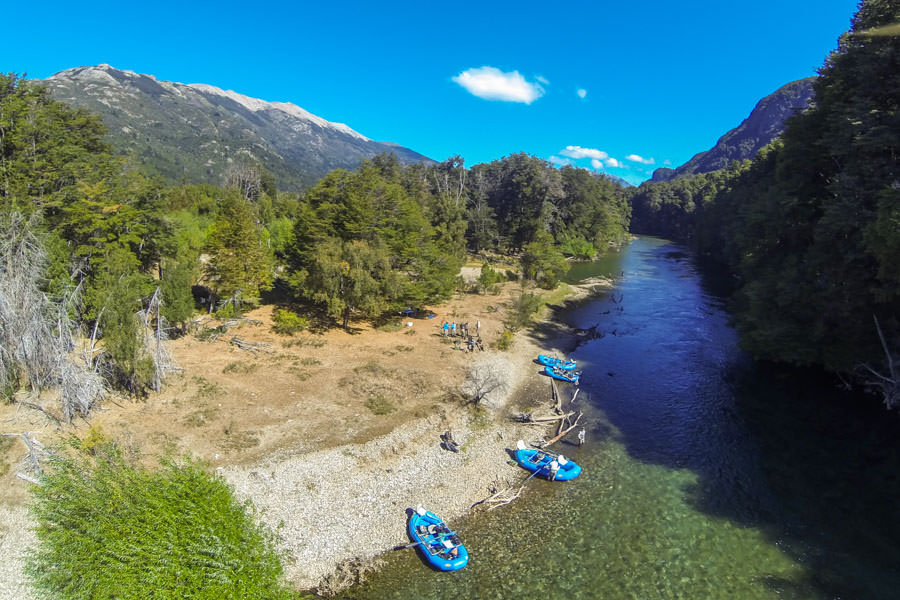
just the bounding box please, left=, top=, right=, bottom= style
left=343, top=237, right=900, bottom=600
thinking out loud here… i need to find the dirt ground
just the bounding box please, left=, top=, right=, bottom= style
left=0, top=277, right=580, bottom=507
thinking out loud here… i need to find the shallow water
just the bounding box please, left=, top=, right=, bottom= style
left=344, top=237, right=900, bottom=600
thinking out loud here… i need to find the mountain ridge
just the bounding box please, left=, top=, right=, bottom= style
left=651, top=77, right=816, bottom=182
left=43, top=65, right=433, bottom=191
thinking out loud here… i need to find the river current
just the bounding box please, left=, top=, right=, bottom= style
left=345, top=237, right=899, bottom=599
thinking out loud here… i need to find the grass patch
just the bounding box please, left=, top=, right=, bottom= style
left=218, top=428, right=261, bottom=452
left=394, top=345, right=414, bottom=353
left=376, top=322, right=403, bottom=333
left=365, top=395, right=396, bottom=415
left=182, top=404, right=218, bottom=427
left=353, top=361, right=389, bottom=377
left=470, top=406, right=493, bottom=430
left=288, top=366, right=312, bottom=381
left=223, top=361, right=259, bottom=374
left=540, top=282, right=573, bottom=308
left=27, top=442, right=296, bottom=599
left=281, top=336, right=326, bottom=349
left=0, top=434, right=13, bottom=477
left=296, top=357, right=321, bottom=366
left=191, top=376, right=224, bottom=400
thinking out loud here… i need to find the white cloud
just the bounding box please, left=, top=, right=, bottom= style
left=576, top=88, right=587, bottom=99
left=625, top=154, right=655, bottom=165
left=663, top=159, right=672, bottom=166
left=590, top=159, right=603, bottom=170
left=536, top=75, right=550, bottom=85
left=560, top=145, right=608, bottom=160
left=452, top=66, right=545, bottom=104
left=605, top=157, right=621, bottom=168
left=549, top=156, right=574, bottom=167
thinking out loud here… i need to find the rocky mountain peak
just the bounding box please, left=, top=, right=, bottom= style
left=43, top=65, right=431, bottom=191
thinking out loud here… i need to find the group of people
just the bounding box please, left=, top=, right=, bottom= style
left=441, top=320, right=484, bottom=352
left=441, top=320, right=479, bottom=337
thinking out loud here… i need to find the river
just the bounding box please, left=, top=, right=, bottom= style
left=344, top=236, right=900, bottom=599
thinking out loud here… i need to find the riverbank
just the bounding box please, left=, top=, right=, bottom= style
left=0, top=275, right=611, bottom=598
left=220, top=281, right=608, bottom=594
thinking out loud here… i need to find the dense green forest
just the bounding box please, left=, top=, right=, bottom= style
left=629, top=0, right=899, bottom=408
left=0, top=72, right=630, bottom=408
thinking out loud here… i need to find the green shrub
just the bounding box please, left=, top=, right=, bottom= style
left=477, top=263, right=504, bottom=293
left=558, top=233, right=596, bottom=260
left=497, top=329, right=515, bottom=351
left=215, top=302, right=237, bottom=319
left=505, top=291, right=544, bottom=331
left=365, top=395, right=396, bottom=415
left=28, top=443, right=297, bottom=599
left=272, top=309, right=308, bottom=335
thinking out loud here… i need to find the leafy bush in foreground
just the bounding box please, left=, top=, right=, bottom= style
left=27, top=443, right=298, bottom=599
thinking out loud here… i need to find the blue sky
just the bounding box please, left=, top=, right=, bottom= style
left=4, top=0, right=859, bottom=185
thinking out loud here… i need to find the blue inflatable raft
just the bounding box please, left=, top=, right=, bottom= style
left=408, top=506, right=469, bottom=571
left=514, top=440, right=582, bottom=481
left=537, top=354, right=577, bottom=370
left=544, top=365, right=581, bottom=384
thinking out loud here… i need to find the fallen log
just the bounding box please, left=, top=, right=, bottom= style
left=16, top=472, right=41, bottom=485
left=229, top=336, right=270, bottom=353
left=541, top=411, right=583, bottom=448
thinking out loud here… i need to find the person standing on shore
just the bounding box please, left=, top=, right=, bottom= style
left=578, top=428, right=586, bottom=446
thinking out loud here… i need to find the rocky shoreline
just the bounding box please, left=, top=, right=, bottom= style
left=221, top=337, right=563, bottom=594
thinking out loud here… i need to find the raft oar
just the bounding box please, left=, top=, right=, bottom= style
left=393, top=541, right=423, bottom=550
left=523, top=464, right=546, bottom=483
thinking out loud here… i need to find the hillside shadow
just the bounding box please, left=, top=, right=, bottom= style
left=559, top=241, right=900, bottom=599
left=716, top=364, right=900, bottom=599
left=598, top=355, right=900, bottom=599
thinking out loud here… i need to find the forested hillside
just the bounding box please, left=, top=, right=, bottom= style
left=0, top=72, right=630, bottom=419
left=628, top=0, right=900, bottom=408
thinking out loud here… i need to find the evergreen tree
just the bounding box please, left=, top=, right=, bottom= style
left=299, top=237, right=398, bottom=328
left=204, top=192, right=273, bottom=307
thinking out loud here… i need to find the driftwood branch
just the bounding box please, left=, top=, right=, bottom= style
left=541, top=411, right=583, bottom=448
left=551, top=378, right=561, bottom=414
left=472, top=481, right=528, bottom=511
left=513, top=411, right=574, bottom=424
left=16, top=472, right=41, bottom=485
left=13, top=397, right=62, bottom=428
left=3, top=432, right=49, bottom=478
left=229, top=336, right=270, bottom=353
left=856, top=315, right=899, bottom=410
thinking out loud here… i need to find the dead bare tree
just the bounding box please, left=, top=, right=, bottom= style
left=857, top=315, right=899, bottom=410
left=225, top=162, right=262, bottom=203
left=1, top=432, right=51, bottom=484
left=431, top=156, right=467, bottom=211
left=460, top=356, right=511, bottom=408
left=0, top=212, right=105, bottom=422
left=136, top=286, right=179, bottom=392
